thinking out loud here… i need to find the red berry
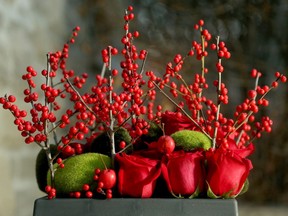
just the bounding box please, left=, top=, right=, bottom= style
left=63, top=145, right=72, bottom=154
left=224, top=51, right=231, bottom=59
left=250, top=69, right=258, bottom=78
left=95, top=168, right=101, bottom=175
left=97, top=182, right=104, bottom=189
left=128, top=13, right=134, bottom=20
left=188, top=50, right=194, bottom=56
left=275, top=71, right=281, bottom=78
left=106, top=192, right=113, bottom=199
left=45, top=185, right=52, bottom=193
left=8, top=95, right=16, bottom=103
left=119, top=141, right=126, bottom=149
left=198, top=19, right=204, bottom=26
left=201, top=29, right=208, bottom=36
left=98, top=169, right=117, bottom=189
left=26, top=66, right=33, bottom=72
left=280, top=75, right=287, bottom=83
left=85, top=191, right=93, bottom=198
left=111, top=48, right=118, bottom=55
left=218, top=51, right=224, bottom=58
left=82, top=184, right=90, bottom=191
left=93, top=175, right=99, bottom=181
left=133, top=31, right=140, bottom=38
left=74, top=26, right=80, bottom=31
left=74, top=191, right=81, bottom=198
left=112, top=69, right=118, bottom=76
left=156, top=135, right=175, bottom=154
left=210, top=43, right=217, bottom=50
left=248, top=90, right=257, bottom=99
left=272, top=81, right=278, bottom=88
left=96, top=187, right=103, bottom=193
left=56, top=158, right=63, bottom=164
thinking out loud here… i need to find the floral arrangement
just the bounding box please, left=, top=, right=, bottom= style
left=1, top=6, right=287, bottom=200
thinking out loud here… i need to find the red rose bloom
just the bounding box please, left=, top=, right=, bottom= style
left=206, top=148, right=253, bottom=198
left=161, top=150, right=205, bottom=197
left=224, top=138, right=255, bottom=158
left=161, top=111, right=196, bottom=135
left=216, top=128, right=255, bottom=158
left=115, top=153, right=161, bottom=198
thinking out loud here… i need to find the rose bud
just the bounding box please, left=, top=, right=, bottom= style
left=206, top=148, right=253, bottom=198
left=115, top=153, right=161, bottom=198
left=161, top=150, right=205, bottom=197
left=161, top=111, right=196, bottom=135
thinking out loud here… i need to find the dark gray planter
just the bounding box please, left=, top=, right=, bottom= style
left=33, top=197, right=238, bottom=216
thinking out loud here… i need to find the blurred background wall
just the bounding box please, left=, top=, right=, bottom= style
left=0, top=0, right=287, bottom=215
left=0, top=1, right=67, bottom=215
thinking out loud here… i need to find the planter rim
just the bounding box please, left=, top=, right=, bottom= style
left=33, top=197, right=238, bottom=216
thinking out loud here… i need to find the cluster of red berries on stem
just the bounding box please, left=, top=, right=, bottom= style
left=146, top=19, right=287, bottom=150
left=0, top=5, right=287, bottom=200
left=68, top=168, right=116, bottom=199
left=1, top=5, right=156, bottom=198
left=45, top=185, right=57, bottom=200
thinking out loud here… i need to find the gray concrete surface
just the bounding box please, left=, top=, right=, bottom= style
left=239, top=203, right=288, bottom=216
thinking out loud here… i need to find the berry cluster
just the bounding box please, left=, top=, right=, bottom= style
left=68, top=168, right=116, bottom=199
left=0, top=6, right=154, bottom=199
left=0, top=5, right=286, bottom=200
left=146, top=19, right=286, bottom=150
left=45, top=185, right=57, bottom=200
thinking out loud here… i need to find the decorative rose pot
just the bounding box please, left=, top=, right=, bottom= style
left=33, top=197, right=238, bottom=216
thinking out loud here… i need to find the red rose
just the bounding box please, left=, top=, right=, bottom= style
left=133, top=147, right=163, bottom=160
left=115, top=153, right=161, bottom=198
left=206, top=148, right=253, bottom=198
left=161, top=150, right=205, bottom=197
left=161, top=111, right=196, bottom=135
left=216, top=129, right=255, bottom=158
left=224, top=139, right=255, bottom=158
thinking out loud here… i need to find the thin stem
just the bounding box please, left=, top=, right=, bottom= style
left=44, top=53, right=54, bottom=188
left=197, top=26, right=206, bottom=121
left=139, top=51, right=148, bottom=76
left=100, top=154, right=108, bottom=170
left=153, top=81, right=212, bottom=139
left=108, top=75, right=116, bottom=166
left=100, top=63, right=106, bottom=78
left=232, top=73, right=260, bottom=143
left=108, top=46, right=112, bottom=71
left=65, top=78, right=98, bottom=117
left=212, top=36, right=222, bottom=149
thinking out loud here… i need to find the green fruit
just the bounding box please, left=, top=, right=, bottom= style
left=90, top=127, right=132, bottom=156
left=47, top=153, right=111, bottom=195
left=35, top=145, right=58, bottom=192
left=171, top=130, right=212, bottom=151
